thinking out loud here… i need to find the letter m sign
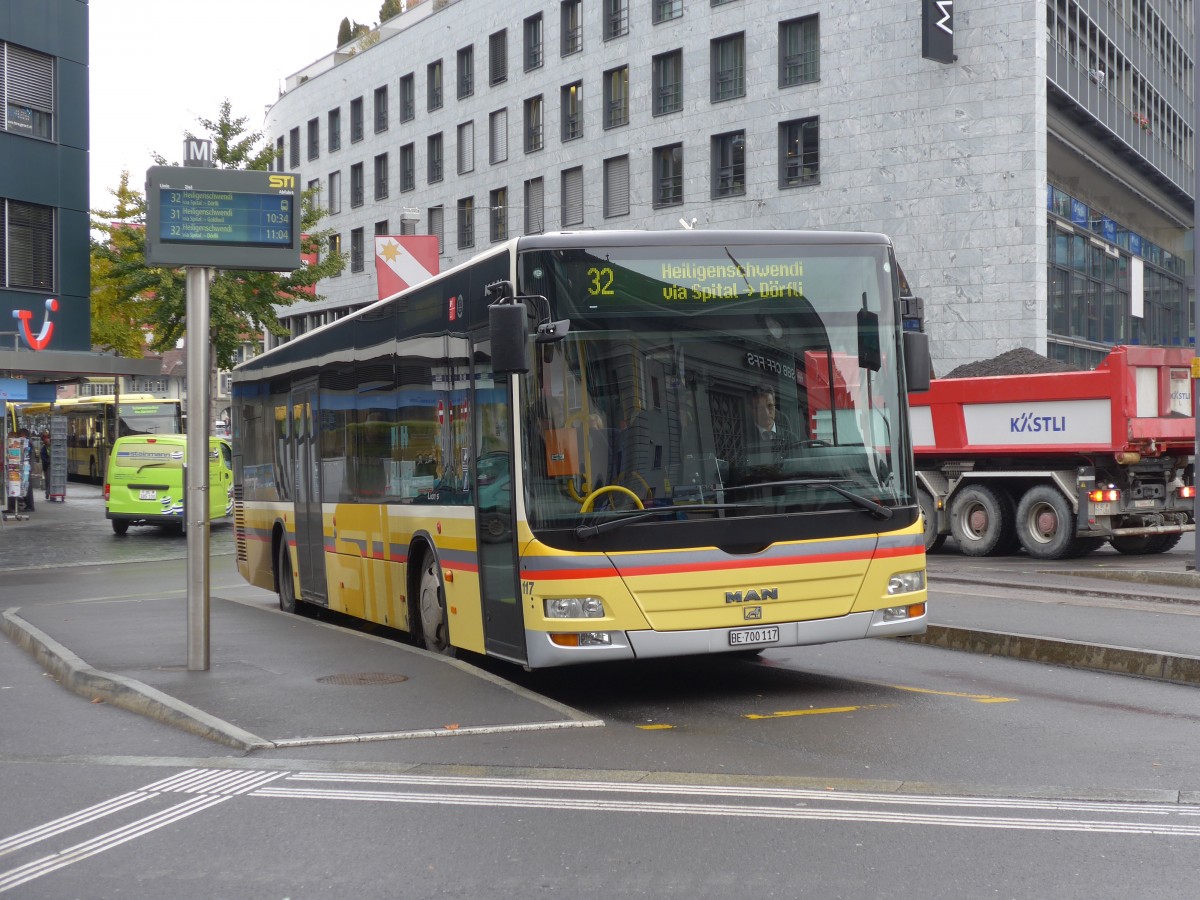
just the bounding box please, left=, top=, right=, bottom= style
left=183, top=139, right=214, bottom=168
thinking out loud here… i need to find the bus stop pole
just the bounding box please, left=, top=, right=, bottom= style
left=186, top=265, right=211, bottom=671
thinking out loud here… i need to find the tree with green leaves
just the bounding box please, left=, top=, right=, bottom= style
left=380, top=0, right=403, bottom=22
left=90, top=100, right=345, bottom=370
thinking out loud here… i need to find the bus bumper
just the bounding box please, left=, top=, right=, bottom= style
left=524, top=608, right=927, bottom=668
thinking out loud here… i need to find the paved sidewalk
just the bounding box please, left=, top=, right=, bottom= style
left=1, top=590, right=600, bottom=752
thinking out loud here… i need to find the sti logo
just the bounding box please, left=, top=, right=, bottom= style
left=269, top=174, right=296, bottom=190
left=12, top=298, right=58, bottom=351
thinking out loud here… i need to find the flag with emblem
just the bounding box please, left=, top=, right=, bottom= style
left=374, top=235, right=440, bottom=300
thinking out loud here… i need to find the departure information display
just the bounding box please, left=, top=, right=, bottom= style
left=144, top=166, right=302, bottom=271
left=158, top=189, right=294, bottom=247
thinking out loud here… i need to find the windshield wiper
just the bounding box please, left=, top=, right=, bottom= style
left=724, top=479, right=893, bottom=520
left=574, top=503, right=743, bottom=540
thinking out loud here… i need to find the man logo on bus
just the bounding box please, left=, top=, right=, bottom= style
left=13, top=298, right=58, bottom=351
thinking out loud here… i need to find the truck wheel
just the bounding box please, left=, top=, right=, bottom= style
left=949, top=485, right=1015, bottom=556
left=1015, top=485, right=1076, bottom=560
left=918, top=489, right=945, bottom=553
left=1110, top=535, right=1154, bottom=555
left=1146, top=533, right=1183, bottom=554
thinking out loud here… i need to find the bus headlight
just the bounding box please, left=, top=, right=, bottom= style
left=544, top=597, right=606, bottom=619
left=887, top=570, right=926, bottom=595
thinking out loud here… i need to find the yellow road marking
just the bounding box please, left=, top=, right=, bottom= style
left=745, top=704, right=893, bottom=720
left=883, top=684, right=1017, bottom=703
left=636, top=724, right=675, bottom=730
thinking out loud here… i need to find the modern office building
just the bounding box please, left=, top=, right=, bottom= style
left=264, top=0, right=1195, bottom=372
left=0, top=0, right=90, bottom=353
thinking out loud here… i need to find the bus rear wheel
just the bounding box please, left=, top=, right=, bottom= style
left=277, top=540, right=298, bottom=614
left=418, top=557, right=455, bottom=656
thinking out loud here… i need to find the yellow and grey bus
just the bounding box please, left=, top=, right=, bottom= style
left=231, top=230, right=931, bottom=667
left=22, top=395, right=184, bottom=482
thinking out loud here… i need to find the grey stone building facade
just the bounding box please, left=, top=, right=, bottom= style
left=264, top=0, right=1194, bottom=373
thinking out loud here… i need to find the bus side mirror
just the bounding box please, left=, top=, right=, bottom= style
left=490, top=302, right=529, bottom=375
left=904, top=330, right=931, bottom=392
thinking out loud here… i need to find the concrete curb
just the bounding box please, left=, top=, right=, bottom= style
left=905, top=624, right=1200, bottom=686
left=1, top=608, right=272, bottom=752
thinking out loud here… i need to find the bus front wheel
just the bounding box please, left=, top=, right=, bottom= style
left=418, top=557, right=455, bottom=656
left=277, top=540, right=298, bottom=614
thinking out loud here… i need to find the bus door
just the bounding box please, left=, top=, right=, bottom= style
left=472, top=350, right=525, bottom=663
left=290, top=380, right=328, bottom=606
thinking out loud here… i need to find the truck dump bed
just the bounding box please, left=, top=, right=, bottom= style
left=909, top=345, right=1194, bottom=460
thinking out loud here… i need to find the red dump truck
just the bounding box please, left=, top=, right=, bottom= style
left=910, top=345, right=1196, bottom=559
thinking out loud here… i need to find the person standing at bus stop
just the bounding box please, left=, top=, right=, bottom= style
left=40, top=432, right=51, bottom=500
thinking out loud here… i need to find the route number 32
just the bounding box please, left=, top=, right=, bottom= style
left=587, top=266, right=615, bottom=296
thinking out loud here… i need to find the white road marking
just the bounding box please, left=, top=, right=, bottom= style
left=2, top=767, right=1198, bottom=894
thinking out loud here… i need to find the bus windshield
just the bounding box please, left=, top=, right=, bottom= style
left=517, top=241, right=913, bottom=542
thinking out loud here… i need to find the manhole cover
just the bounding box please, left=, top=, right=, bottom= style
left=317, top=672, right=409, bottom=686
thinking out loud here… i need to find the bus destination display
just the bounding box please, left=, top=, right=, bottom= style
left=158, top=188, right=294, bottom=248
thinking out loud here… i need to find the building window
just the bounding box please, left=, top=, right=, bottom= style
left=561, top=166, right=584, bottom=226
left=288, top=127, right=300, bottom=168
left=374, top=85, right=389, bottom=133
left=561, top=81, right=582, bottom=141
left=350, top=162, right=364, bottom=207
left=561, top=1, right=582, bottom=56
left=400, top=215, right=417, bottom=236
left=428, top=132, right=444, bottom=182
left=350, top=96, right=364, bottom=142
left=604, top=66, right=629, bottom=129
left=374, top=153, right=389, bottom=200
left=457, top=120, right=475, bottom=174
left=712, top=130, right=745, bottom=198
left=429, top=205, right=444, bottom=254
left=604, top=0, right=629, bottom=40
left=524, top=14, right=543, bottom=71
left=711, top=33, right=745, bottom=102
left=489, top=187, right=508, bottom=242
left=327, top=108, right=341, bottom=152
left=489, top=109, right=508, bottom=164
left=275, top=136, right=284, bottom=170
left=428, top=60, right=443, bottom=111
left=780, top=16, right=819, bottom=86
left=306, top=118, right=320, bottom=160
left=524, top=95, right=544, bottom=153
left=489, top=30, right=508, bottom=85
left=653, top=143, right=683, bottom=207
left=305, top=178, right=321, bottom=214
left=3, top=200, right=54, bottom=290
left=457, top=45, right=474, bottom=99
left=350, top=227, right=365, bottom=272
left=3, top=44, right=54, bottom=140
left=400, top=74, right=415, bottom=122
left=652, top=50, right=682, bottom=115
left=603, top=155, right=630, bottom=218
left=328, top=233, right=342, bottom=275
left=375, top=219, right=389, bottom=237
left=400, top=143, right=415, bottom=192
left=780, top=117, right=819, bottom=187
left=328, top=171, right=342, bottom=214
left=457, top=196, right=475, bottom=249
left=653, top=0, right=682, bottom=24
left=524, top=177, right=544, bottom=234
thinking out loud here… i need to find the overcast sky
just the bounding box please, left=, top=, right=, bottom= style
left=89, top=0, right=382, bottom=212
